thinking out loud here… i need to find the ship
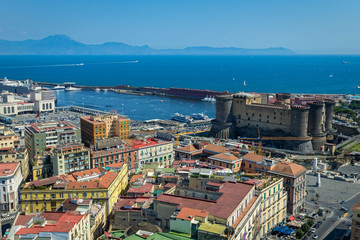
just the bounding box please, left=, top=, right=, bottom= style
left=171, top=113, right=193, bottom=123
left=102, top=89, right=108, bottom=92
left=201, top=95, right=216, bottom=102
left=95, top=88, right=101, bottom=92
left=191, top=113, right=209, bottom=120
left=356, top=86, right=360, bottom=89
left=65, top=86, right=81, bottom=91
left=53, top=85, right=65, bottom=90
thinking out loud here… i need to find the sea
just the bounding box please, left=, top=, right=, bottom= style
left=0, top=55, right=360, bottom=121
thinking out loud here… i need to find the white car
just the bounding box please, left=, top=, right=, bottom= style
left=311, top=228, right=316, bottom=233
left=312, top=235, right=318, bottom=239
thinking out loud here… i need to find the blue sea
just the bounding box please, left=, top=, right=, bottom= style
left=0, top=55, right=359, bottom=120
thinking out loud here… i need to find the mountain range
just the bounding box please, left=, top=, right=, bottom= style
left=0, top=35, right=296, bottom=55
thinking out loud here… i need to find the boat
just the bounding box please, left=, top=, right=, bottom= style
left=79, top=63, right=84, bottom=66
left=356, top=86, right=360, bottom=89
left=102, top=89, right=108, bottom=92
left=201, top=95, right=216, bottom=102
left=342, top=61, right=350, bottom=64
left=244, top=80, right=247, bottom=86
left=65, top=86, right=81, bottom=91
left=53, top=85, right=65, bottom=90
left=329, top=75, right=333, bottom=78
left=171, top=113, right=193, bottom=123
left=95, top=88, right=101, bottom=92
left=191, top=113, right=209, bottom=120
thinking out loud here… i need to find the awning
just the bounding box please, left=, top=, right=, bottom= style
left=288, top=215, right=295, bottom=221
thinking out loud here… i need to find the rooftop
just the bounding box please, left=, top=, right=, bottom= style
left=155, top=182, right=254, bottom=219
left=198, top=222, right=226, bottom=235
left=28, top=121, right=77, bottom=133
left=23, top=167, right=123, bottom=190
left=15, top=211, right=87, bottom=236
left=176, top=207, right=208, bottom=221
left=209, top=152, right=241, bottom=162
left=271, top=161, right=306, bottom=177
left=125, top=138, right=170, bottom=150
left=0, top=162, right=19, bottom=176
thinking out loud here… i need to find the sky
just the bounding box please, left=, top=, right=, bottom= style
left=0, top=0, right=359, bottom=54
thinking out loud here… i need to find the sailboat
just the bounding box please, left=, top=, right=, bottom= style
left=244, top=80, right=247, bottom=87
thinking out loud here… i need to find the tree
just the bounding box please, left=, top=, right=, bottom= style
left=315, top=193, right=320, bottom=201
left=296, top=229, right=304, bottom=239
left=301, top=223, right=310, bottom=233
left=307, top=219, right=314, bottom=227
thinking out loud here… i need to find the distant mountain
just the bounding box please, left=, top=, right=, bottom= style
left=0, top=35, right=296, bottom=55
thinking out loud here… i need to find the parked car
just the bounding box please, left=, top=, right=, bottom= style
left=311, top=228, right=316, bottom=233
left=341, top=200, right=346, bottom=204
left=313, top=235, right=318, bottom=239
left=341, top=207, right=348, bottom=211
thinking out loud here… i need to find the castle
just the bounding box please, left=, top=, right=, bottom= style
left=210, top=93, right=335, bottom=153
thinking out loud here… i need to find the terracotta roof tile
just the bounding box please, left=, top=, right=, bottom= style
left=271, top=161, right=306, bottom=176
left=203, top=144, right=228, bottom=154
left=176, top=145, right=202, bottom=153
left=0, top=162, right=19, bottom=176
left=242, top=153, right=264, bottom=162
left=176, top=207, right=208, bottom=220
left=130, top=174, right=144, bottom=183
left=209, top=153, right=241, bottom=162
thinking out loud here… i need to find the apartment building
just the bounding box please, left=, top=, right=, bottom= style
left=351, top=201, right=360, bottom=240
left=80, top=114, right=130, bottom=147
left=52, top=143, right=90, bottom=175
left=0, top=162, right=22, bottom=213
left=20, top=164, right=128, bottom=216
left=10, top=211, right=90, bottom=240
left=242, top=153, right=306, bottom=214
left=0, top=124, right=29, bottom=179
left=126, top=138, right=173, bottom=168
left=25, top=121, right=81, bottom=160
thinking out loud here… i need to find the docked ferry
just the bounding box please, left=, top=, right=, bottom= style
left=172, top=113, right=193, bottom=123
left=191, top=113, right=209, bottom=120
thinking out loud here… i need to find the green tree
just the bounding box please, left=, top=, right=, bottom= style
left=301, top=223, right=310, bottom=233
left=315, top=193, right=320, bottom=201
left=307, top=219, right=314, bottom=227
left=296, top=229, right=304, bottom=239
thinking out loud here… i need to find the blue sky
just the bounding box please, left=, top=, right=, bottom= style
left=0, top=0, right=359, bottom=54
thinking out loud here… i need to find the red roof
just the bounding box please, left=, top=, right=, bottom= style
left=176, top=207, right=208, bottom=220
left=0, top=162, right=19, bottom=176
left=125, top=138, right=170, bottom=150
left=15, top=212, right=87, bottom=236
left=128, top=183, right=153, bottom=194
left=155, top=182, right=254, bottom=219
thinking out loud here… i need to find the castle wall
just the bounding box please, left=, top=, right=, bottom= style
left=232, top=97, right=292, bottom=134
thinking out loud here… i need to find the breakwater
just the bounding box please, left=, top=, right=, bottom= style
left=36, top=81, right=232, bottom=100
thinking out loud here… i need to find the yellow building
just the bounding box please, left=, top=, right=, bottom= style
left=258, top=177, right=287, bottom=238
left=20, top=164, right=128, bottom=216
left=32, top=154, right=52, bottom=181
left=0, top=124, right=29, bottom=179
left=80, top=114, right=131, bottom=147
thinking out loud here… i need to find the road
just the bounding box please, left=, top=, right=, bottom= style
left=304, top=190, right=360, bottom=240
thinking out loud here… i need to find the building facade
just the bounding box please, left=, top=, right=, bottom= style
left=52, top=143, right=91, bottom=175
left=0, top=162, right=22, bottom=213
left=25, top=121, right=81, bottom=161
left=126, top=138, right=174, bottom=168
left=0, top=125, right=29, bottom=179
left=210, top=93, right=335, bottom=152
left=80, top=114, right=131, bottom=147
left=242, top=153, right=306, bottom=214
left=20, top=165, right=129, bottom=216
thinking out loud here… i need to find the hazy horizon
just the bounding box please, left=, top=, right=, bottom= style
left=0, top=0, right=359, bottom=54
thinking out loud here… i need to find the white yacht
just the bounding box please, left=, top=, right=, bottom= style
left=65, top=86, right=81, bottom=91
left=53, top=85, right=65, bottom=90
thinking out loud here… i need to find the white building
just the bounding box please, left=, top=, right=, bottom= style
left=0, top=91, right=55, bottom=116
left=0, top=162, right=22, bottom=212
left=126, top=138, right=174, bottom=168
